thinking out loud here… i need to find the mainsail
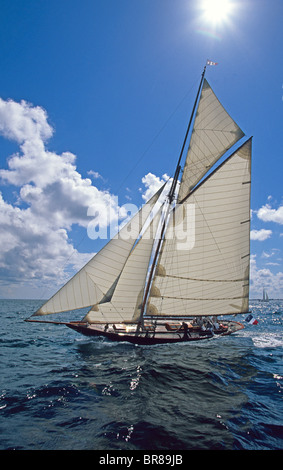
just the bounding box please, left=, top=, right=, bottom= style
left=147, top=138, right=251, bottom=318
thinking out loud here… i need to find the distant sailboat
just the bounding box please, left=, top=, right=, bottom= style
left=260, top=288, right=269, bottom=302
left=27, top=63, right=251, bottom=345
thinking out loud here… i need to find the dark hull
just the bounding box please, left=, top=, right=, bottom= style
left=66, top=321, right=244, bottom=346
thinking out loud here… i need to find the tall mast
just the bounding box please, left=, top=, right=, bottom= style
left=138, top=65, right=207, bottom=327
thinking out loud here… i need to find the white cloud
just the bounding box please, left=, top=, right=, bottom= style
left=0, top=144, right=118, bottom=230
left=250, top=255, right=283, bottom=298
left=257, top=203, right=283, bottom=225
left=141, top=172, right=169, bottom=201
left=261, top=248, right=280, bottom=259
left=87, top=170, right=103, bottom=180
left=140, top=172, right=172, bottom=202
left=250, top=229, right=272, bottom=241
left=0, top=98, right=121, bottom=228
left=0, top=97, right=122, bottom=298
left=0, top=191, right=92, bottom=290
left=0, top=98, right=53, bottom=144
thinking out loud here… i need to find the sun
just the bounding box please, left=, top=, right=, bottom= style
left=201, top=0, right=234, bottom=25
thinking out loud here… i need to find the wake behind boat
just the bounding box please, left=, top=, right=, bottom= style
left=27, top=62, right=251, bottom=345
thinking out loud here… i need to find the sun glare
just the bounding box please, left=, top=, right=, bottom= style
left=201, top=0, right=234, bottom=25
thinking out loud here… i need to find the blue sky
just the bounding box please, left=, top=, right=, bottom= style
left=0, top=0, right=282, bottom=299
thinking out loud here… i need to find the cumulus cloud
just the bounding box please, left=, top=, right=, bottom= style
left=250, top=229, right=272, bottom=241
left=250, top=254, right=283, bottom=298
left=0, top=98, right=53, bottom=145
left=140, top=172, right=169, bottom=201
left=0, top=97, right=123, bottom=298
left=0, top=97, right=122, bottom=228
left=257, top=203, right=283, bottom=225
left=140, top=172, right=174, bottom=203
left=0, top=190, right=92, bottom=297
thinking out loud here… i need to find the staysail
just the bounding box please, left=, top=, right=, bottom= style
left=33, top=185, right=164, bottom=316
left=83, top=205, right=164, bottom=324
left=178, top=79, right=244, bottom=201
left=147, top=138, right=252, bottom=318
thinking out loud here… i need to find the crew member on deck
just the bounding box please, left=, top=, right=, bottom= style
left=182, top=322, right=190, bottom=339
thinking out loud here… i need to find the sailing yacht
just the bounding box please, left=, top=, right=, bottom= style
left=260, top=288, right=269, bottom=302
left=27, top=63, right=251, bottom=345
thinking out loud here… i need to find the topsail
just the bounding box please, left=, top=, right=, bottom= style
left=178, top=79, right=244, bottom=201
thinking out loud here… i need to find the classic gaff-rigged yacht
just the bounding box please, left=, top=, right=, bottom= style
left=260, top=288, right=269, bottom=302
left=27, top=63, right=251, bottom=345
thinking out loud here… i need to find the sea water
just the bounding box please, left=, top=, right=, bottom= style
left=0, top=299, right=282, bottom=450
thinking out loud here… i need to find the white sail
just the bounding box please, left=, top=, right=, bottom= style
left=178, top=79, right=244, bottom=201
left=147, top=138, right=252, bottom=318
left=262, top=288, right=269, bottom=301
left=84, top=205, right=163, bottom=323
left=33, top=186, right=164, bottom=316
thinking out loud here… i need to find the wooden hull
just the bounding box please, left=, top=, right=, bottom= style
left=65, top=321, right=244, bottom=346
